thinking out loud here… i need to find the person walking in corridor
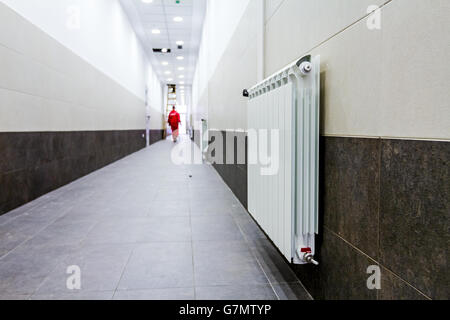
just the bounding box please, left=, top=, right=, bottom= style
left=168, top=106, right=181, bottom=143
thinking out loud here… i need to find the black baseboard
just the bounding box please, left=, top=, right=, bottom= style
left=0, top=129, right=164, bottom=216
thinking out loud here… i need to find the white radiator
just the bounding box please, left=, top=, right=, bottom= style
left=247, top=55, right=320, bottom=265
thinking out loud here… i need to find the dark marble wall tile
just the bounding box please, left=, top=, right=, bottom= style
left=150, top=129, right=165, bottom=145
left=292, top=228, right=378, bottom=300
left=209, top=130, right=248, bottom=209
left=379, top=267, right=428, bottom=300
left=0, top=130, right=163, bottom=216
left=192, top=130, right=201, bottom=148
left=207, top=133, right=447, bottom=299
left=322, top=137, right=380, bottom=259
left=379, top=139, right=449, bottom=300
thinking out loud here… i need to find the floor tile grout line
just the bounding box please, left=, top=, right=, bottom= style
left=2, top=137, right=294, bottom=300
left=27, top=246, right=77, bottom=299
left=0, top=205, right=76, bottom=262
left=188, top=199, right=197, bottom=300
left=233, top=217, right=280, bottom=301
left=112, top=245, right=136, bottom=299
left=229, top=193, right=313, bottom=300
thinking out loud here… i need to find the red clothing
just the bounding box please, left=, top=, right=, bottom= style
left=168, top=110, right=181, bottom=130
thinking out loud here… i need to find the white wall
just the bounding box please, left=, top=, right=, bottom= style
left=192, top=0, right=450, bottom=140
left=0, top=1, right=165, bottom=131
left=265, top=0, right=450, bottom=140
left=146, top=65, right=164, bottom=129
left=0, top=0, right=165, bottom=131
left=192, top=0, right=252, bottom=128
left=1, top=0, right=155, bottom=100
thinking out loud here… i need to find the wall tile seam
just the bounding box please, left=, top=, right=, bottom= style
left=324, top=226, right=431, bottom=300
left=321, top=134, right=450, bottom=143
left=0, top=128, right=147, bottom=133
left=0, top=129, right=145, bottom=134
left=0, top=85, right=145, bottom=118
left=264, top=0, right=394, bottom=76
left=377, top=137, right=382, bottom=300
left=198, top=132, right=450, bottom=144
left=379, top=264, right=432, bottom=300
left=0, top=40, right=147, bottom=105
left=264, top=0, right=286, bottom=25
left=0, top=211, right=72, bottom=262
left=0, top=7, right=149, bottom=102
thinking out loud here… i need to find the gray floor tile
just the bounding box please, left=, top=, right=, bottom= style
left=82, top=218, right=144, bottom=245
left=234, top=215, right=267, bottom=240
left=196, top=285, right=278, bottom=300
left=113, top=288, right=195, bottom=300
left=118, top=242, right=194, bottom=290
left=193, top=241, right=268, bottom=287
left=0, top=216, right=50, bottom=258
left=0, top=243, right=72, bottom=295
left=136, top=217, right=192, bottom=243
left=189, top=208, right=231, bottom=216
left=31, top=291, right=114, bottom=300
left=0, top=293, right=31, bottom=300
left=35, top=244, right=133, bottom=294
left=148, top=201, right=190, bottom=217
left=190, top=199, right=237, bottom=213
left=191, top=216, right=243, bottom=241
left=272, top=283, right=312, bottom=300
left=0, top=137, right=302, bottom=300
left=27, top=218, right=98, bottom=247
left=250, top=239, right=299, bottom=284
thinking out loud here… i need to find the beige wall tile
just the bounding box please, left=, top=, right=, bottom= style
left=0, top=3, right=150, bottom=132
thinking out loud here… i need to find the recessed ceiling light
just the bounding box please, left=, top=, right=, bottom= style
left=151, top=29, right=161, bottom=34
left=178, top=67, right=185, bottom=71
left=165, top=71, right=171, bottom=75
left=162, top=61, right=169, bottom=66
left=176, top=41, right=184, bottom=45
left=180, top=81, right=185, bottom=84
left=179, top=75, right=184, bottom=79
left=173, top=17, right=183, bottom=22
left=179, top=86, right=185, bottom=89
left=176, top=56, right=184, bottom=60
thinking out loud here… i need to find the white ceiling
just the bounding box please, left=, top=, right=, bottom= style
left=120, top=0, right=206, bottom=87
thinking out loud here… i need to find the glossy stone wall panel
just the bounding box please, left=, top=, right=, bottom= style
left=0, top=130, right=164, bottom=216
left=210, top=133, right=446, bottom=299
left=379, top=139, right=449, bottom=299
left=209, top=130, right=248, bottom=209
left=322, top=137, right=380, bottom=259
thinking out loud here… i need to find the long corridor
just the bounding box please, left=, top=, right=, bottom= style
left=0, top=137, right=310, bottom=300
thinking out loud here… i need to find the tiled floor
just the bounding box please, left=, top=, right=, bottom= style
left=0, top=136, right=311, bottom=300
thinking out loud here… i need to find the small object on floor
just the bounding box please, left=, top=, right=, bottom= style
left=189, top=175, right=192, bottom=178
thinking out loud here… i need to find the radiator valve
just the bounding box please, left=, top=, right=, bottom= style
left=299, top=61, right=312, bottom=75
left=298, top=247, right=319, bottom=265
